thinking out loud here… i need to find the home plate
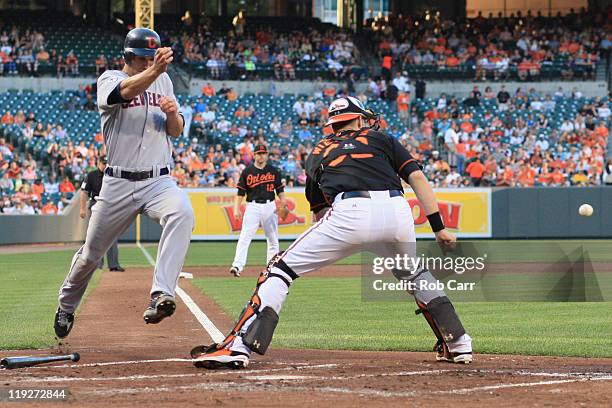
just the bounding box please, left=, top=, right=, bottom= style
left=179, top=272, right=193, bottom=279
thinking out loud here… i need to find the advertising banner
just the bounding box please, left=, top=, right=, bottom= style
left=187, top=188, right=491, bottom=240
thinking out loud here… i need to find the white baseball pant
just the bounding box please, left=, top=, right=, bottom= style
left=232, top=200, right=279, bottom=272
left=228, top=190, right=471, bottom=355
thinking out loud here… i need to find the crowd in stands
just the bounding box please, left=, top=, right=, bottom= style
left=1, top=80, right=611, bottom=215
left=0, top=84, right=102, bottom=214
left=0, top=136, right=83, bottom=214
left=154, top=83, right=612, bottom=190
left=0, top=24, right=110, bottom=77
left=406, top=86, right=610, bottom=187
left=1, top=14, right=365, bottom=81
left=1, top=10, right=611, bottom=84
left=369, top=8, right=611, bottom=81
left=177, top=19, right=363, bottom=81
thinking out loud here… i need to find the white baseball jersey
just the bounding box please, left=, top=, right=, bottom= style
left=97, top=70, right=175, bottom=170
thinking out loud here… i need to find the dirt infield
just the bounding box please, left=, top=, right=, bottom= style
left=1, top=266, right=611, bottom=407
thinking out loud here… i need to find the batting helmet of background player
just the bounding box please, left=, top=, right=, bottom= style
left=123, top=27, right=161, bottom=65
left=324, top=96, right=381, bottom=130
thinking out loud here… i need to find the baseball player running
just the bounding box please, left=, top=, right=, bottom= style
left=192, top=96, right=472, bottom=368
left=230, top=144, right=287, bottom=277
left=53, top=28, right=194, bottom=338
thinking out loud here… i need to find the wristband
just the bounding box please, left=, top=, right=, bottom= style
left=427, top=211, right=445, bottom=232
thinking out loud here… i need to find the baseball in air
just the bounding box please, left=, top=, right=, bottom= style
left=578, top=204, right=593, bottom=217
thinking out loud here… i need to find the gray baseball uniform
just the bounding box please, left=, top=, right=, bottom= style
left=58, top=69, right=194, bottom=314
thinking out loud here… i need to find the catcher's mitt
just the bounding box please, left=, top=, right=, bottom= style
left=278, top=204, right=290, bottom=221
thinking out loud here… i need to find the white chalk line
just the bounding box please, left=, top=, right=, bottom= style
left=22, top=358, right=316, bottom=370
left=47, top=358, right=194, bottom=369
left=137, top=243, right=225, bottom=343
left=434, top=376, right=612, bottom=396
left=242, top=369, right=452, bottom=382
left=12, top=363, right=612, bottom=394
left=9, top=352, right=610, bottom=385
left=82, top=375, right=612, bottom=398
left=11, top=363, right=340, bottom=383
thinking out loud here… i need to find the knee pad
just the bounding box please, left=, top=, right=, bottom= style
left=416, top=296, right=466, bottom=343
left=267, top=251, right=300, bottom=286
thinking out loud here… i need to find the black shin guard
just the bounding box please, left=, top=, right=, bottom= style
left=415, top=296, right=466, bottom=343
left=242, top=306, right=279, bottom=355
left=215, top=254, right=297, bottom=352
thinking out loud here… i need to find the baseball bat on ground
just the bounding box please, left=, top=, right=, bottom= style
left=0, top=353, right=80, bottom=369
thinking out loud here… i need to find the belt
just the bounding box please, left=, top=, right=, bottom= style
left=105, top=167, right=169, bottom=181
left=341, top=190, right=403, bottom=200
left=247, top=199, right=272, bottom=204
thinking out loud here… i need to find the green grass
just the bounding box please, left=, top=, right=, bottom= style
left=2, top=240, right=611, bottom=357
left=143, top=241, right=363, bottom=266
left=142, top=239, right=612, bottom=267
left=0, top=246, right=155, bottom=349
left=0, top=252, right=96, bottom=349
left=193, top=277, right=612, bottom=358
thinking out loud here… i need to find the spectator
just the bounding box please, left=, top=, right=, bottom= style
left=604, top=159, right=612, bottom=186
left=202, top=106, right=216, bottom=125
left=443, top=121, right=459, bottom=167
left=59, top=176, right=75, bottom=193
left=36, top=47, right=49, bottom=64
left=297, top=120, right=312, bottom=142
left=0, top=172, right=13, bottom=191
left=465, top=157, right=486, bottom=186
left=180, top=101, right=194, bottom=139
left=217, top=116, right=231, bottom=133
left=202, top=82, right=215, bottom=96
left=269, top=116, right=281, bottom=134
left=397, top=90, right=410, bottom=123
left=392, top=71, right=410, bottom=93
left=415, top=78, right=426, bottom=99
left=195, top=98, right=207, bottom=114
left=497, top=85, right=511, bottom=111
left=44, top=175, right=59, bottom=194
left=41, top=200, right=59, bottom=214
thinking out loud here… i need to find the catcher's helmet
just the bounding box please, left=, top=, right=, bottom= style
left=325, top=96, right=378, bottom=127
left=123, top=28, right=161, bottom=65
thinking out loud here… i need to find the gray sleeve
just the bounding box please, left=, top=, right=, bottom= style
left=97, top=70, right=126, bottom=111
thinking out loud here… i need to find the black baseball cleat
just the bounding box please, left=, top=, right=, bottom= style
left=191, top=344, right=249, bottom=369
left=434, top=339, right=473, bottom=364
left=54, top=307, right=74, bottom=339
left=110, top=266, right=125, bottom=272
left=229, top=266, right=241, bottom=277
left=143, top=292, right=176, bottom=324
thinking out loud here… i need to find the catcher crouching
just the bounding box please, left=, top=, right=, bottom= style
left=193, top=97, right=473, bottom=368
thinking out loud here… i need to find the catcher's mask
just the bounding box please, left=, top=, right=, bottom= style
left=325, top=96, right=381, bottom=131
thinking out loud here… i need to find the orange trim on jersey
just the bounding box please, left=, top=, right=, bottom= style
left=350, top=153, right=374, bottom=159
left=398, top=159, right=417, bottom=173
left=329, top=154, right=347, bottom=167
left=237, top=185, right=246, bottom=190
left=323, top=143, right=339, bottom=158
left=355, top=136, right=368, bottom=145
